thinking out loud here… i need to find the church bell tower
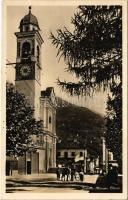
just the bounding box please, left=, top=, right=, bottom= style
left=15, top=6, right=43, bottom=120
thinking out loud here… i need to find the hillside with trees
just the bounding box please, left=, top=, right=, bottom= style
left=56, top=97, right=105, bottom=157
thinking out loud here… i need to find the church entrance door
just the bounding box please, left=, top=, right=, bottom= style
left=27, top=161, right=31, bottom=174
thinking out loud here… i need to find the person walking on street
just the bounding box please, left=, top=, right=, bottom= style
left=66, top=166, right=71, bottom=181
left=110, top=166, right=118, bottom=186
left=71, top=165, right=76, bottom=181
left=61, top=167, right=67, bottom=181
left=106, top=165, right=113, bottom=189
left=79, top=168, right=84, bottom=182
left=56, top=166, right=61, bottom=181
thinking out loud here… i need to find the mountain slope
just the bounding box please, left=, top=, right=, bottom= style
left=56, top=97, right=105, bottom=156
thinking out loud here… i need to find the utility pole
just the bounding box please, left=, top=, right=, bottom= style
left=45, top=135, right=48, bottom=172
left=84, top=149, right=87, bottom=173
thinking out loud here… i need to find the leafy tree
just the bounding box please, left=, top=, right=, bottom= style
left=6, top=83, right=44, bottom=157
left=51, top=6, right=122, bottom=167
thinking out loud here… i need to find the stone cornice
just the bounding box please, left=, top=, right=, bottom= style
left=15, top=30, right=44, bottom=44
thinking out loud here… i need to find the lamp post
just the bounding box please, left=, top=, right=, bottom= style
left=102, top=136, right=107, bottom=174
left=45, top=134, right=48, bottom=172
left=107, top=148, right=110, bottom=172
left=84, top=149, right=87, bottom=174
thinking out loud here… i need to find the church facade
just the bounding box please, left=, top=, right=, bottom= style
left=7, top=7, right=57, bottom=175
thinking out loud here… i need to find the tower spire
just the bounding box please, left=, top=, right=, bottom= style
left=29, top=6, right=31, bottom=14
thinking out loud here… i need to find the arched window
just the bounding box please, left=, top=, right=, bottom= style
left=22, top=42, right=31, bottom=58
left=24, top=25, right=29, bottom=32
left=49, top=116, right=51, bottom=124
left=37, top=45, right=40, bottom=62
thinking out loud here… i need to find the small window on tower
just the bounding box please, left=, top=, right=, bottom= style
left=22, top=42, right=31, bottom=59
left=49, top=116, right=51, bottom=123
left=17, top=42, right=20, bottom=57
left=37, top=46, right=40, bottom=62
left=25, top=26, right=29, bottom=32
left=20, top=25, right=23, bottom=32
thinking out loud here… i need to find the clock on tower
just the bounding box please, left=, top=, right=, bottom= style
left=15, top=6, right=43, bottom=120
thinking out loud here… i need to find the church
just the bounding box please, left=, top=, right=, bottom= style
left=6, top=7, right=57, bottom=175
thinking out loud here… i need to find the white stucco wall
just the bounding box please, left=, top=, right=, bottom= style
left=57, top=149, right=87, bottom=158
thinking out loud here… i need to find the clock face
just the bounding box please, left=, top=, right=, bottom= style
left=20, top=65, right=31, bottom=77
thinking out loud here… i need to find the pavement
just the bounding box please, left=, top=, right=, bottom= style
left=6, top=186, right=90, bottom=193
left=6, top=173, right=122, bottom=193
left=6, top=173, right=98, bottom=187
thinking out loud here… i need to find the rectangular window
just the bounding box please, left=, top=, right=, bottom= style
left=25, top=26, right=29, bottom=32
left=17, top=42, right=20, bottom=57
left=57, top=152, right=61, bottom=157
left=80, top=152, right=83, bottom=157
left=64, top=152, right=68, bottom=158
left=71, top=152, right=75, bottom=156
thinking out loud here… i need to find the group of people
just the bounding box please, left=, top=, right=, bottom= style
left=56, top=165, right=84, bottom=182
left=56, top=164, right=119, bottom=188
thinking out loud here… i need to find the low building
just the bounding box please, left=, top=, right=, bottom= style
left=56, top=142, right=101, bottom=174
left=56, top=142, right=88, bottom=172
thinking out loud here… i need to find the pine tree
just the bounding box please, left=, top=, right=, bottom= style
left=50, top=6, right=122, bottom=168
left=105, top=82, right=122, bottom=171
left=6, top=83, right=44, bottom=157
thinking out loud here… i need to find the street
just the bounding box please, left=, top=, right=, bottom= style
left=6, top=186, right=90, bottom=193
left=6, top=174, right=122, bottom=193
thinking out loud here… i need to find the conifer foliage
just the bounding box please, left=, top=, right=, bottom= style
left=6, top=83, right=43, bottom=157
left=51, top=6, right=122, bottom=167
left=106, top=82, right=122, bottom=170
left=51, top=6, right=122, bottom=95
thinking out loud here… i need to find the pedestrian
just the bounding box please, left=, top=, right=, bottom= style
left=66, top=166, right=71, bottom=181
left=79, top=168, right=84, bottom=182
left=56, top=166, right=61, bottom=181
left=71, top=165, right=76, bottom=181
left=111, top=166, right=118, bottom=186
left=61, top=167, right=66, bottom=181
left=106, top=165, right=113, bottom=189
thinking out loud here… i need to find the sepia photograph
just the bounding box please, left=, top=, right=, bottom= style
left=0, top=0, right=127, bottom=199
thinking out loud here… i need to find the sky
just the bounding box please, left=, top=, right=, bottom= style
left=6, top=5, right=108, bottom=116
